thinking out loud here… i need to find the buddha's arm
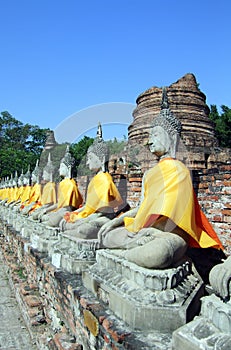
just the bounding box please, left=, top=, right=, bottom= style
left=37, top=203, right=58, bottom=219
left=98, top=206, right=139, bottom=238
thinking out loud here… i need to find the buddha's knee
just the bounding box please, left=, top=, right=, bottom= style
left=124, top=235, right=187, bottom=269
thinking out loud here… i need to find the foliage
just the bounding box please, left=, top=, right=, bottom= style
left=107, top=137, right=127, bottom=155
left=0, top=111, right=50, bottom=179
left=69, top=136, right=127, bottom=176
left=70, top=136, right=94, bottom=176
left=209, top=105, right=231, bottom=148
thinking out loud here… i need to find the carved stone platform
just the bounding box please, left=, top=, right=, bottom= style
left=83, top=249, right=204, bottom=332
left=30, top=225, right=60, bottom=253
left=50, top=234, right=100, bottom=274
left=172, top=294, right=231, bottom=349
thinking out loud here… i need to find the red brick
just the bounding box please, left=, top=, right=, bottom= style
left=224, top=216, right=231, bottom=223
left=129, top=177, right=142, bottom=182
left=104, top=335, right=110, bottom=344
left=24, top=295, right=42, bottom=307
left=102, top=318, right=112, bottom=332
left=222, top=209, right=231, bottom=216
left=212, top=216, right=222, bottom=222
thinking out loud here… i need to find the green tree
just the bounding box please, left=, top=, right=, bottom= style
left=209, top=105, right=231, bottom=148
left=0, top=111, right=50, bottom=178
left=107, top=137, right=127, bottom=155
left=70, top=136, right=94, bottom=176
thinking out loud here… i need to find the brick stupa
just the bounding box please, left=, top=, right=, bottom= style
left=128, top=73, right=219, bottom=169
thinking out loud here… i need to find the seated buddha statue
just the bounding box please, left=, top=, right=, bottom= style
left=30, top=153, right=57, bottom=220
left=98, top=88, right=223, bottom=269
left=5, top=172, right=20, bottom=206
left=8, top=172, right=24, bottom=208
left=20, top=160, right=42, bottom=215
left=39, top=146, right=83, bottom=226
left=12, top=167, right=31, bottom=211
left=59, top=123, right=123, bottom=239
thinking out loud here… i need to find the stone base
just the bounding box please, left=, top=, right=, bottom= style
left=83, top=249, right=204, bottom=332
left=172, top=294, right=231, bottom=349
left=30, top=226, right=60, bottom=253
left=51, top=235, right=100, bottom=274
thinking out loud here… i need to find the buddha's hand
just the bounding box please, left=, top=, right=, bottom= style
left=38, top=208, right=47, bottom=220
left=98, top=217, right=121, bottom=242
left=209, top=256, right=231, bottom=302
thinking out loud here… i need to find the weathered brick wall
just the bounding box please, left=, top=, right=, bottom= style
left=192, top=165, right=231, bottom=255
left=0, top=224, right=151, bottom=350
left=74, top=163, right=231, bottom=256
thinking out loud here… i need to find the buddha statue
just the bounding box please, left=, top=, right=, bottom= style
left=11, top=167, right=31, bottom=211
left=98, top=88, right=223, bottom=269
left=20, top=160, right=42, bottom=215
left=9, top=171, right=24, bottom=208
left=5, top=171, right=19, bottom=206
left=59, top=123, right=123, bottom=239
left=30, top=153, right=57, bottom=220
left=39, top=146, right=83, bottom=227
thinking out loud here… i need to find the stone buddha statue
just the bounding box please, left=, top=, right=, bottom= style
left=39, top=145, right=83, bottom=227
left=12, top=167, right=31, bottom=211
left=99, top=88, right=223, bottom=269
left=5, top=171, right=19, bottom=206
left=30, top=153, right=57, bottom=220
left=59, top=123, right=123, bottom=239
left=20, top=160, right=42, bottom=215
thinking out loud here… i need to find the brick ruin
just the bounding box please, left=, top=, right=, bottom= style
left=108, top=73, right=231, bottom=255
left=0, top=74, right=230, bottom=349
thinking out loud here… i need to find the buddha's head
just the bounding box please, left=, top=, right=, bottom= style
left=12, top=171, right=18, bottom=187
left=86, top=123, right=109, bottom=172
left=59, top=145, right=74, bottom=179
left=31, top=160, right=40, bottom=184
left=23, top=166, right=31, bottom=186
left=42, top=153, right=54, bottom=182
left=148, top=87, right=182, bottom=159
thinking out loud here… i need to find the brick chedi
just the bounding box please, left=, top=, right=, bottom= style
left=128, top=73, right=219, bottom=169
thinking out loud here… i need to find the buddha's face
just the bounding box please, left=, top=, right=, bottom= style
left=149, top=126, right=172, bottom=157
left=42, top=170, right=50, bottom=182
left=31, top=173, right=37, bottom=184
left=23, top=176, right=29, bottom=185
left=86, top=151, right=102, bottom=171
left=59, top=162, right=68, bottom=177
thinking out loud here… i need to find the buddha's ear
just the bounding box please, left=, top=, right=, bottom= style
left=170, top=133, right=179, bottom=158
left=101, top=154, right=105, bottom=166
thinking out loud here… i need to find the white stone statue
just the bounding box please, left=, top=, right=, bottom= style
left=39, top=145, right=83, bottom=226
left=30, top=153, right=57, bottom=220
left=98, top=88, right=223, bottom=269
left=59, top=123, right=123, bottom=239
left=20, top=160, right=42, bottom=215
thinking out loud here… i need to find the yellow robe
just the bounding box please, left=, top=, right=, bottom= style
left=19, top=185, right=32, bottom=205
left=7, top=187, right=20, bottom=203
left=66, top=172, right=123, bottom=223
left=124, top=158, right=223, bottom=249
left=22, top=183, right=42, bottom=206
left=56, top=178, right=83, bottom=209
left=6, top=187, right=14, bottom=203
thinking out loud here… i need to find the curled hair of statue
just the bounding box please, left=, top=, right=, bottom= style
left=61, top=145, right=75, bottom=168
left=43, top=153, right=55, bottom=174
left=152, top=87, right=182, bottom=136
left=32, top=159, right=40, bottom=177
left=87, top=122, right=109, bottom=164
left=19, top=169, right=24, bottom=183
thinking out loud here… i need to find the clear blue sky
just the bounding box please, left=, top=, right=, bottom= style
left=1, top=0, right=230, bottom=142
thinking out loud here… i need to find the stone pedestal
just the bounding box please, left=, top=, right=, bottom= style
left=50, top=234, right=100, bottom=274
left=83, top=249, right=204, bottom=332
left=30, top=225, right=60, bottom=253
left=172, top=294, right=231, bottom=349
